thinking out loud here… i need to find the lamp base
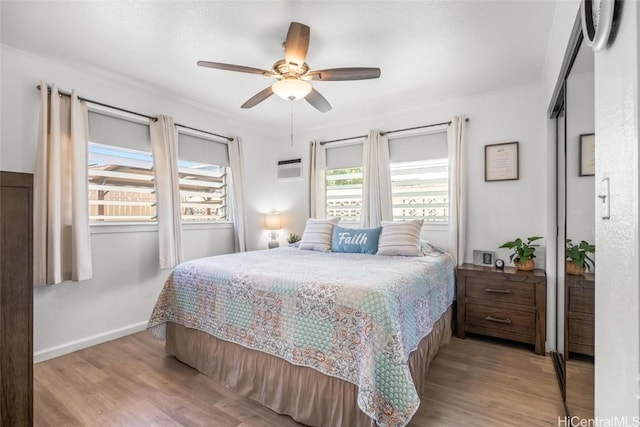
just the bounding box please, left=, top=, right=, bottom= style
left=268, top=239, right=280, bottom=249
left=268, top=231, right=279, bottom=249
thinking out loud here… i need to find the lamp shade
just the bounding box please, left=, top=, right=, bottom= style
left=264, top=212, right=282, bottom=230
left=272, top=77, right=312, bottom=100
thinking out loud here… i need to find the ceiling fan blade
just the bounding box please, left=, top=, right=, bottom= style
left=241, top=86, right=274, bottom=109
left=305, top=67, right=381, bottom=81
left=305, top=88, right=332, bottom=113
left=197, top=61, right=275, bottom=77
left=284, top=22, right=310, bottom=71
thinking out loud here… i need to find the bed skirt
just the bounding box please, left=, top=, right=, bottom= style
left=165, top=305, right=452, bottom=427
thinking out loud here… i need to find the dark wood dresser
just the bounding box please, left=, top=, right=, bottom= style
left=1, top=171, right=33, bottom=426
left=566, top=273, right=594, bottom=357
left=456, top=263, right=546, bottom=355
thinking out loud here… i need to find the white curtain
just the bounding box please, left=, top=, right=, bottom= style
left=33, top=81, right=92, bottom=286
left=150, top=115, right=183, bottom=269
left=309, top=140, right=327, bottom=218
left=361, top=129, right=392, bottom=227
left=228, top=137, right=247, bottom=252
left=447, top=115, right=466, bottom=265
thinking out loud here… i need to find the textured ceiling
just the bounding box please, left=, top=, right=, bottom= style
left=1, top=1, right=558, bottom=135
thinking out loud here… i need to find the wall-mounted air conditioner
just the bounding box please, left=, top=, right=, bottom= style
left=277, top=158, right=303, bottom=182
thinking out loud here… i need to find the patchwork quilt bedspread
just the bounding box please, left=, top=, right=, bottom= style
left=147, top=247, right=455, bottom=427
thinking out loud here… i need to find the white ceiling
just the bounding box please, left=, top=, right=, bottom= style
left=1, top=1, right=558, bottom=135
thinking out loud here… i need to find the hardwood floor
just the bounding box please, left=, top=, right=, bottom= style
left=566, top=355, right=594, bottom=420
left=34, top=332, right=565, bottom=426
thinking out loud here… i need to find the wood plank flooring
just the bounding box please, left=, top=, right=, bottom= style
left=566, top=355, right=594, bottom=420
left=34, top=332, right=565, bottom=426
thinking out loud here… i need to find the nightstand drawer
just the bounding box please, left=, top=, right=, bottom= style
left=466, top=303, right=535, bottom=337
left=568, top=285, right=594, bottom=315
left=465, top=276, right=535, bottom=306
left=568, top=318, right=594, bottom=347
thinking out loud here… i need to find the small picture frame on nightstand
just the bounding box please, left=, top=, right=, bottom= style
left=473, top=250, right=495, bottom=266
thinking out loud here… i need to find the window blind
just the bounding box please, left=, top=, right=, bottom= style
left=177, top=132, right=230, bottom=167
left=88, top=111, right=150, bottom=152
left=388, top=130, right=448, bottom=163
left=325, top=141, right=364, bottom=169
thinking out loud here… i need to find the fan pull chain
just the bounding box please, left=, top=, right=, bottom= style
left=290, top=101, right=294, bottom=147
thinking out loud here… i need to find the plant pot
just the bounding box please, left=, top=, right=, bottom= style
left=515, top=258, right=535, bottom=271
left=566, top=261, right=585, bottom=275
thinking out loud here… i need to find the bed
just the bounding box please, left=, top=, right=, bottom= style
left=147, top=246, right=455, bottom=427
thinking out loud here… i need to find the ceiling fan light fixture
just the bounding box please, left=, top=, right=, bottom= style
left=272, top=77, right=312, bottom=101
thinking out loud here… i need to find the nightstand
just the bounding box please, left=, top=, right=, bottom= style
left=455, top=263, right=546, bottom=355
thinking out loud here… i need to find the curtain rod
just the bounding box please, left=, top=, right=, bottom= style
left=319, top=134, right=367, bottom=145
left=320, top=117, right=470, bottom=145
left=36, top=84, right=234, bottom=142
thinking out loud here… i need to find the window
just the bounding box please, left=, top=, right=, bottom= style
left=324, top=141, right=364, bottom=222
left=322, top=131, right=450, bottom=224
left=179, top=162, right=228, bottom=221
left=87, top=110, right=231, bottom=223
left=389, top=130, right=449, bottom=225
left=88, top=144, right=229, bottom=222
left=325, top=159, right=449, bottom=224
left=326, top=167, right=363, bottom=221
left=88, top=110, right=155, bottom=223
left=177, top=131, right=230, bottom=222
left=390, top=158, right=448, bottom=223
left=88, top=143, right=156, bottom=222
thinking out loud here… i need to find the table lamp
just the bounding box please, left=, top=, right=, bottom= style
left=264, top=212, right=282, bottom=249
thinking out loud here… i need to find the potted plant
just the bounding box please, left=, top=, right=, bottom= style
left=499, top=236, right=543, bottom=271
left=287, top=232, right=301, bottom=246
left=566, top=239, right=595, bottom=275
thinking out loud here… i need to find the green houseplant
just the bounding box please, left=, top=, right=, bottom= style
left=498, top=236, right=543, bottom=271
left=287, top=232, right=301, bottom=245
left=566, top=239, right=595, bottom=275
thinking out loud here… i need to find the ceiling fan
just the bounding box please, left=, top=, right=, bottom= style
left=197, top=22, right=381, bottom=113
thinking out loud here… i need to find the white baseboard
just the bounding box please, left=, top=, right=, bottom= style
left=34, top=321, right=149, bottom=364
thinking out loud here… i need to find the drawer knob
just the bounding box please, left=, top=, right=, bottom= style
left=484, top=288, right=512, bottom=294
left=485, top=315, right=512, bottom=324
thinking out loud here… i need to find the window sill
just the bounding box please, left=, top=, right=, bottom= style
left=183, top=221, right=234, bottom=231
left=422, top=223, right=449, bottom=232
left=90, top=221, right=233, bottom=234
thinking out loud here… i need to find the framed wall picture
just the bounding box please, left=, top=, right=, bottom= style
left=485, top=141, right=519, bottom=181
left=473, top=250, right=495, bottom=266
left=579, top=133, right=595, bottom=176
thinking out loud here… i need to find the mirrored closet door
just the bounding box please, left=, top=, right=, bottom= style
left=550, top=19, right=595, bottom=417
left=563, top=39, right=594, bottom=420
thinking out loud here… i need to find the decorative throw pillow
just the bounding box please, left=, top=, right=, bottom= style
left=299, top=218, right=340, bottom=252
left=377, top=219, right=424, bottom=256
left=331, top=225, right=382, bottom=254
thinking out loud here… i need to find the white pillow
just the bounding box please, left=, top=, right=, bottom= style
left=377, top=219, right=424, bottom=256
left=299, top=218, right=340, bottom=252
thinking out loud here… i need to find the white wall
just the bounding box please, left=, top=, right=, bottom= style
left=593, top=0, right=640, bottom=419
left=240, top=127, right=310, bottom=251
left=1, top=45, right=239, bottom=361
left=566, top=72, right=595, bottom=249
